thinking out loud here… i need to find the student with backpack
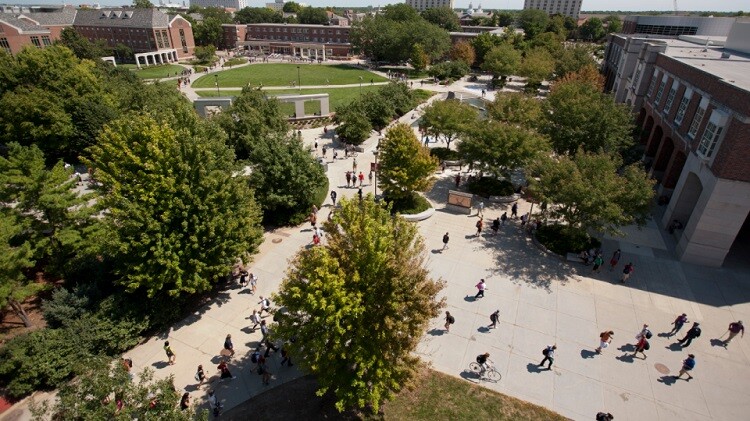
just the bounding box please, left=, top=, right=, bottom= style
left=223, top=334, right=235, bottom=357
left=489, top=310, right=500, bottom=329
left=258, top=296, right=271, bottom=316
left=444, top=311, right=455, bottom=332
left=539, top=344, right=556, bottom=370
left=674, top=354, right=696, bottom=380
left=677, top=322, right=701, bottom=347
left=632, top=335, right=650, bottom=359
left=596, top=331, right=614, bottom=354
left=195, top=365, right=206, bottom=385
left=475, top=218, right=483, bottom=237
left=620, top=263, right=634, bottom=283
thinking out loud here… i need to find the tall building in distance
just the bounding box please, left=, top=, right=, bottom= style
left=404, top=0, right=455, bottom=13
left=189, top=0, right=249, bottom=10
left=523, top=0, right=583, bottom=19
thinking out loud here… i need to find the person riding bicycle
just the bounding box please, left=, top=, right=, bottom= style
left=476, top=352, right=491, bottom=374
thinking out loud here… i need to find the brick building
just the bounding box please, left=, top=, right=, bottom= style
left=222, top=23, right=352, bottom=59
left=0, top=13, right=54, bottom=55
left=602, top=17, right=750, bottom=267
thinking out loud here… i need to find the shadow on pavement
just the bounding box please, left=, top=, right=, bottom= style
left=580, top=349, right=597, bottom=359
left=615, top=353, right=636, bottom=363
left=710, top=338, right=727, bottom=348
left=477, top=326, right=491, bottom=333
left=657, top=375, right=678, bottom=386
left=459, top=369, right=480, bottom=382
left=665, top=342, right=683, bottom=352
left=526, top=363, right=546, bottom=373
left=427, top=328, right=446, bottom=336
left=151, top=361, right=170, bottom=369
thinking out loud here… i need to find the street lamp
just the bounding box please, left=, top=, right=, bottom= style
left=214, top=74, right=219, bottom=96
left=297, top=65, right=301, bottom=92
left=359, top=76, right=363, bottom=97
left=373, top=149, right=379, bottom=199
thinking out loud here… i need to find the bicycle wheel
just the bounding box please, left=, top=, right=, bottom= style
left=468, top=362, right=481, bottom=373
left=486, top=369, right=502, bottom=382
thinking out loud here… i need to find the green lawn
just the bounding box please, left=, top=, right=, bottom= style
left=197, top=86, right=381, bottom=115
left=119, top=64, right=186, bottom=79
left=191, top=63, right=388, bottom=88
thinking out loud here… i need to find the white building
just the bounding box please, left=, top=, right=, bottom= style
left=189, top=0, right=249, bottom=10
left=404, top=0, right=455, bottom=13
left=266, top=0, right=285, bottom=11
left=523, top=0, right=583, bottom=19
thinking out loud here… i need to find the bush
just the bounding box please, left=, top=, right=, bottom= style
left=429, top=147, right=460, bottom=162
left=224, top=57, right=247, bottom=67
left=285, top=177, right=330, bottom=226
left=466, top=177, right=514, bottom=198
left=194, top=65, right=207, bottom=73
left=386, top=191, right=431, bottom=215
left=428, top=61, right=469, bottom=81
left=535, top=224, right=601, bottom=256
left=42, top=287, right=90, bottom=329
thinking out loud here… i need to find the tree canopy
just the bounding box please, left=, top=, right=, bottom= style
left=234, top=7, right=284, bottom=24
left=470, top=32, right=505, bottom=66
left=421, top=6, right=461, bottom=31
left=449, top=41, right=476, bottom=67
left=518, top=9, right=550, bottom=39
left=351, top=13, right=450, bottom=63
left=459, top=121, right=549, bottom=178
left=487, top=93, right=543, bottom=128
left=273, top=197, right=445, bottom=412
left=518, top=47, right=555, bottom=87
left=580, top=17, right=606, bottom=41
left=420, top=99, right=477, bottom=150
left=297, top=7, right=329, bottom=25
left=481, top=44, right=522, bottom=79
left=378, top=123, right=438, bottom=200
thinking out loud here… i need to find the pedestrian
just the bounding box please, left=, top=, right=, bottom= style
left=164, top=341, right=176, bottom=365
left=330, top=190, right=337, bottom=206
left=314, top=140, right=318, bottom=150
left=677, top=322, right=701, bottom=347
left=260, top=319, right=269, bottom=341
left=723, top=320, right=744, bottom=346
left=539, top=344, right=556, bottom=370
left=632, top=335, right=649, bottom=359
left=258, top=355, right=272, bottom=385
left=596, top=331, right=614, bottom=354
left=315, top=226, right=323, bottom=239
left=217, top=359, right=236, bottom=380
left=668, top=313, right=688, bottom=337
left=280, top=345, right=294, bottom=366
left=520, top=213, right=528, bottom=226
left=352, top=157, right=357, bottom=172
left=596, top=413, right=614, bottom=421
left=444, top=311, right=455, bottom=332
left=310, top=212, right=317, bottom=227
left=311, top=204, right=318, bottom=215
left=511, top=202, right=518, bottom=219
left=491, top=217, right=500, bottom=235
left=501, top=212, right=508, bottom=226
left=195, top=364, right=206, bottom=385
left=477, top=201, right=484, bottom=217
left=322, top=146, right=327, bottom=158
left=249, top=309, right=261, bottom=330
left=180, top=392, right=191, bottom=410
left=475, top=218, right=483, bottom=237
left=442, top=232, right=450, bottom=250
left=609, top=249, right=621, bottom=271
left=333, top=150, right=338, bottom=160
left=249, top=273, right=258, bottom=294
left=474, top=279, right=487, bottom=299
left=208, top=390, right=222, bottom=417
left=263, top=336, right=279, bottom=357
left=239, top=270, right=248, bottom=287
left=368, top=171, right=373, bottom=185
left=636, top=324, right=652, bottom=340
left=592, top=254, right=604, bottom=273
left=345, top=171, right=351, bottom=187
left=223, top=334, right=235, bottom=357
left=358, top=171, right=364, bottom=186
left=673, top=354, right=696, bottom=380
left=358, top=187, right=363, bottom=201
left=455, top=174, right=461, bottom=188
left=620, top=262, right=634, bottom=283
left=489, top=310, right=500, bottom=329
left=313, top=232, right=320, bottom=245
left=258, top=296, right=271, bottom=316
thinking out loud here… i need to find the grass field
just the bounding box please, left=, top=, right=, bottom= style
left=197, top=86, right=381, bottom=115
left=120, top=64, right=186, bottom=79
left=191, top=63, right=388, bottom=88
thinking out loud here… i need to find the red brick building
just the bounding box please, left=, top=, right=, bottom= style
left=602, top=17, right=750, bottom=267
left=222, top=23, right=352, bottom=59
left=0, top=14, right=55, bottom=55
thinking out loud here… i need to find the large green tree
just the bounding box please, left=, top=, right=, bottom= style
left=86, top=115, right=263, bottom=297
left=420, top=100, right=477, bottom=150
left=378, top=123, right=438, bottom=200
left=487, top=93, right=543, bottom=128
left=0, top=212, right=37, bottom=327
left=421, top=6, right=461, bottom=31
left=531, top=151, right=654, bottom=235
left=335, top=106, right=372, bottom=145
left=273, top=197, right=445, bottom=412
left=518, top=9, right=550, bottom=39
left=542, top=79, right=634, bottom=155
left=459, top=121, right=549, bottom=178
left=580, top=17, right=606, bottom=41
left=449, top=41, right=476, bottom=67
left=555, top=44, right=597, bottom=79
left=234, top=7, right=284, bottom=24
left=481, top=44, right=522, bottom=80
left=410, top=43, right=429, bottom=72
left=351, top=14, right=450, bottom=63
left=518, top=47, right=555, bottom=87
left=297, top=7, right=329, bottom=25
left=470, top=32, right=504, bottom=66
left=282, top=1, right=302, bottom=13
left=57, top=28, right=108, bottom=60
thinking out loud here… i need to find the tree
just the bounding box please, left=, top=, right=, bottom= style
left=518, top=9, right=550, bottom=39
left=470, top=32, right=504, bottom=66
left=58, top=28, right=108, bottom=60
left=542, top=79, right=634, bottom=155
left=360, top=91, right=396, bottom=131
left=351, top=15, right=450, bottom=63
left=481, top=44, right=521, bottom=80
left=193, top=17, right=223, bottom=46
left=85, top=115, right=263, bottom=297
left=449, top=41, right=476, bottom=67
left=382, top=3, right=421, bottom=22
left=421, top=6, right=461, bottom=31
left=193, top=44, right=216, bottom=63
left=427, top=60, right=469, bottom=81
left=580, top=17, right=606, bottom=41
left=133, top=0, right=153, bottom=8
left=273, top=197, right=445, bottom=412
left=377, top=82, right=417, bottom=116
left=31, top=356, right=205, bottom=420
left=213, top=87, right=289, bottom=160
left=518, top=47, right=555, bottom=87
left=378, top=123, right=438, bottom=200
left=410, top=43, right=429, bottom=72
left=234, top=7, right=284, bottom=24
left=604, top=15, right=623, bottom=33
left=245, top=133, right=328, bottom=225
left=334, top=106, right=372, bottom=145
left=530, top=151, right=655, bottom=235
left=112, top=43, right=132, bottom=62
left=556, top=64, right=604, bottom=91
left=297, top=7, right=329, bottom=25
left=459, top=121, right=549, bottom=178
left=282, top=1, right=302, bottom=13
left=546, top=14, right=570, bottom=39
left=0, top=212, right=38, bottom=327
left=487, top=93, right=543, bottom=128
left=495, top=11, right=515, bottom=27
left=420, top=100, right=477, bottom=150
left=555, top=44, right=597, bottom=80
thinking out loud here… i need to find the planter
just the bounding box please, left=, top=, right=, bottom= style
left=489, top=193, right=520, bottom=204
left=400, top=206, right=435, bottom=222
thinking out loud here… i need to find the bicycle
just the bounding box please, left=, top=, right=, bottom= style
left=468, top=360, right=501, bottom=382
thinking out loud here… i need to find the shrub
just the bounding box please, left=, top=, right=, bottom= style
left=42, top=287, right=90, bottom=329
left=194, top=65, right=207, bottom=73
left=224, top=57, right=247, bottom=67
left=386, top=191, right=431, bottom=215
left=285, top=177, right=330, bottom=226
left=466, top=177, right=514, bottom=198
left=535, top=224, right=601, bottom=256
left=429, top=147, right=460, bottom=161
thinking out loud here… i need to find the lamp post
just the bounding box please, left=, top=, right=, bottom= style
left=297, top=65, right=301, bottom=92
left=214, top=74, right=219, bottom=96
left=359, top=76, right=363, bottom=97
left=372, top=150, right=379, bottom=199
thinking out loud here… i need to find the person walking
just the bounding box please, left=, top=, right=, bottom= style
left=444, top=311, right=455, bottom=332
left=609, top=249, right=621, bottom=271
left=677, top=322, right=701, bottom=347
left=477, top=201, right=484, bottom=217
left=501, top=212, right=508, bottom=226
left=258, top=296, right=271, bottom=316
left=280, top=344, right=294, bottom=366
left=357, top=187, right=363, bottom=201
left=592, top=254, right=604, bottom=273
left=358, top=171, right=364, bottom=186
left=474, top=279, right=487, bottom=299
left=330, top=190, right=337, bottom=206
left=539, top=345, right=556, bottom=370
left=258, top=355, right=272, bottom=385
left=668, top=313, right=688, bottom=337
left=223, top=334, right=235, bottom=357
left=180, top=392, right=191, bottom=410
left=632, top=335, right=649, bottom=359
left=455, top=174, right=461, bottom=188
left=596, top=331, right=614, bottom=354
left=489, top=310, right=500, bottom=329
left=442, top=232, right=450, bottom=250
left=195, top=364, right=206, bottom=386
left=260, top=319, right=269, bottom=342
left=491, top=217, right=500, bottom=235
left=620, top=262, right=634, bottom=283
left=208, top=391, right=222, bottom=417
left=368, top=171, right=373, bottom=185
left=723, top=320, right=744, bottom=347
left=511, top=203, right=518, bottom=219
left=352, top=157, right=358, bottom=172
left=673, top=354, right=696, bottom=381
left=636, top=324, right=652, bottom=340
left=164, top=341, right=176, bottom=365
left=475, top=218, right=483, bottom=237
left=345, top=171, right=352, bottom=187
left=263, top=337, right=279, bottom=357
left=249, top=309, right=261, bottom=331
left=248, top=273, right=258, bottom=295
left=217, top=359, right=236, bottom=380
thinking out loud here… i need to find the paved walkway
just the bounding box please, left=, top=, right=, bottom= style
left=4, top=79, right=750, bottom=421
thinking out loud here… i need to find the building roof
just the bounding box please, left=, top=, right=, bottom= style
left=73, top=9, right=171, bottom=28
left=20, top=7, right=76, bottom=26
left=659, top=37, right=750, bottom=93
left=0, top=13, right=51, bottom=33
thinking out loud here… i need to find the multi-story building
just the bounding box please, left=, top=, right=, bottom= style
left=621, top=15, right=736, bottom=37
left=523, top=0, right=583, bottom=19
left=222, top=23, right=352, bottom=59
left=404, top=0, right=455, bottom=13
left=602, top=17, right=750, bottom=267
left=190, top=0, right=249, bottom=10
left=0, top=13, right=55, bottom=55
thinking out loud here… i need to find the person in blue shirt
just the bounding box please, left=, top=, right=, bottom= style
left=674, top=354, right=696, bottom=380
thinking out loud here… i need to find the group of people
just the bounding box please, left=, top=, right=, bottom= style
left=578, top=248, right=635, bottom=282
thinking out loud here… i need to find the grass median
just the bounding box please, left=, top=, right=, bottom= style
left=191, top=63, right=388, bottom=88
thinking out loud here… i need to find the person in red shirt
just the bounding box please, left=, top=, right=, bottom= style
left=724, top=320, right=744, bottom=347
left=632, top=336, right=649, bottom=359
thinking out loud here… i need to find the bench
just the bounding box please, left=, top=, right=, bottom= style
left=489, top=194, right=520, bottom=204
left=442, top=160, right=463, bottom=168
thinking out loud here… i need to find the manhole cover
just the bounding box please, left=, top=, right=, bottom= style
left=654, top=363, right=670, bottom=374
left=272, top=238, right=282, bottom=243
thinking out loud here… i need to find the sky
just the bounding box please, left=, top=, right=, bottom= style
left=0, top=0, right=745, bottom=12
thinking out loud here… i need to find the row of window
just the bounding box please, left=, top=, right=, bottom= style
left=646, top=71, right=726, bottom=159
left=252, top=35, right=345, bottom=43
left=252, top=27, right=347, bottom=36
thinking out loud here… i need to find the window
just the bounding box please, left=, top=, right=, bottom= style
left=663, top=84, right=677, bottom=114
left=41, top=36, right=51, bottom=46
left=30, top=36, right=41, bottom=48
left=697, top=121, right=723, bottom=158
left=631, top=64, right=642, bottom=91
left=0, top=37, right=10, bottom=54
left=674, top=89, right=692, bottom=125
left=646, top=77, right=657, bottom=97
left=654, top=79, right=667, bottom=104
left=687, top=100, right=707, bottom=138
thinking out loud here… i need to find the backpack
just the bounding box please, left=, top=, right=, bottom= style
left=490, top=313, right=498, bottom=322
left=447, top=316, right=455, bottom=324
left=263, top=298, right=270, bottom=307
left=694, top=327, right=701, bottom=337
left=645, top=329, right=653, bottom=339
left=251, top=351, right=260, bottom=364
left=542, top=347, right=549, bottom=356
left=644, top=341, right=650, bottom=350
left=599, top=331, right=607, bottom=339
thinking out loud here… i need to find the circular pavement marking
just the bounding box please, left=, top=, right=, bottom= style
left=272, top=238, right=283, bottom=243
left=654, top=363, right=671, bottom=374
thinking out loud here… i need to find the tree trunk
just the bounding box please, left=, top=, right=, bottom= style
left=9, top=298, right=32, bottom=328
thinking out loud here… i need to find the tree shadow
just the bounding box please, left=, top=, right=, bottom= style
left=710, top=338, right=727, bottom=348
left=427, top=328, right=446, bottom=336
left=580, top=349, right=597, bottom=359
left=151, top=361, right=170, bottom=369
left=657, top=375, right=678, bottom=386
left=526, top=363, right=546, bottom=373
